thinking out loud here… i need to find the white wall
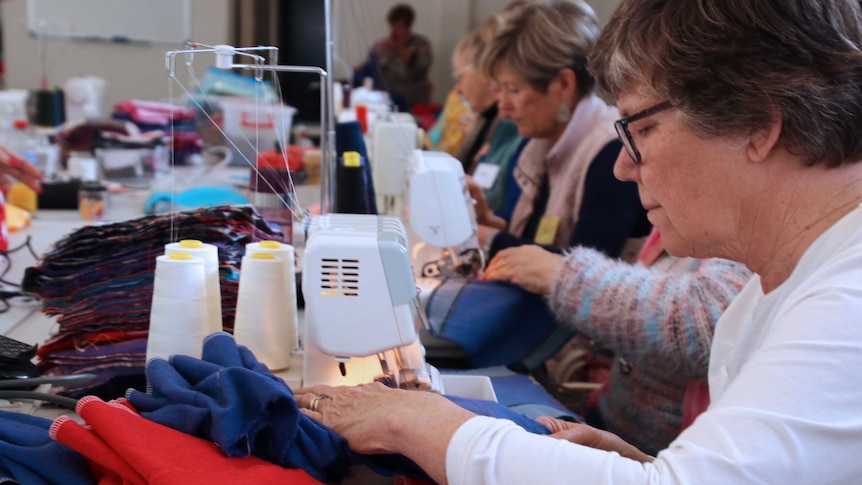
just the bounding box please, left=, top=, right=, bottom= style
left=1, top=0, right=230, bottom=110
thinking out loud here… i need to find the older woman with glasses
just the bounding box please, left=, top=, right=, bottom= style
left=297, top=0, right=862, bottom=483
left=466, top=0, right=650, bottom=262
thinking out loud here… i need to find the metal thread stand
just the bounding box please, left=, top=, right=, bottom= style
left=165, top=0, right=337, bottom=213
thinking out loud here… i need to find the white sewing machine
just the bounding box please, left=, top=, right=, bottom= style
left=404, top=150, right=483, bottom=279
left=301, top=213, right=440, bottom=390
left=371, top=114, right=419, bottom=216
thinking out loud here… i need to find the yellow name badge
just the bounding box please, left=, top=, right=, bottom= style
left=534, top=216, right=560, bottom=245
left=343, top=151, right=361, bottom=167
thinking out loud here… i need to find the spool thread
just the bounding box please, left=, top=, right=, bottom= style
left=234, top=252, right=297, bottom=370
left=147, top=254, right=209, bottom=362
left=165, top=241, right=222, bottom=334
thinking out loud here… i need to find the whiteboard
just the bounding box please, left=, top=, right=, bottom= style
left=27, top=0, right=191, bottom=45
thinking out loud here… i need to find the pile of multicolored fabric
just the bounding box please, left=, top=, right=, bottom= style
left=21, top=205, right=284, bottom=399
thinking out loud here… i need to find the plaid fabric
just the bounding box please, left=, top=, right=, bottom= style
left=23, top=205, right=284, bottom=398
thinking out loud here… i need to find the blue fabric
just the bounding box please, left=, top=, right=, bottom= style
left=488, top=375, right=577, bottom=419
left=144, top=186, right=249, bottom=215
left=440, top=366, right=580, bottom=422
left=446, top=395, right=551, bottom=435
left=426, top=279, right=560, bottom=369
left=127, top=332, right=550, bottom=483
left=0, top=410, right=94, bottom=485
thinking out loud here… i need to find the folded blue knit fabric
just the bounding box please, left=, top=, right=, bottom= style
left=0, top=410, right=94, bottom=485
left=426, top=278, right=563, bottom=369
left=128, top=332, right=550, bottom=482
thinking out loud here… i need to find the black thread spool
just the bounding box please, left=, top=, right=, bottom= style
left=32, top=88, right=66, bottom=128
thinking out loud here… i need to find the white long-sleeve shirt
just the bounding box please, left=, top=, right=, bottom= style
left=447, top=204, right=862, bottom=484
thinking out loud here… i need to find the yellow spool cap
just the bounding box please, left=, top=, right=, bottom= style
left=251, top=252, right=276, bottom=260
left=259, top=240, right=281, bottom=249
left=169, top=252, right=195, bottom=261
left=179, top=240, right=204, bottom=249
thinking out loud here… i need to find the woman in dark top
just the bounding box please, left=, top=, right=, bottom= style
left=470, top=1, right=650, bottom=261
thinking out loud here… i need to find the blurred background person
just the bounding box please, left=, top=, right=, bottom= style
left=353, top=3, right=433, bottom=113
left=451, top=11, right=525, bottom=219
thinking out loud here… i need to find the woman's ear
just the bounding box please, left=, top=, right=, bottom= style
left=554, top=68, right=578, bottom=98
left=748, top=117, right=782, bottom=162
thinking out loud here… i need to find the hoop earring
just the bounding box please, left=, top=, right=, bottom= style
left=555, top=104, right=572, bottom=123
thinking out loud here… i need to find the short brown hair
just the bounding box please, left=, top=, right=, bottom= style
left=589, top=0, right=862, bottom=167
left=479, top=0, right=600, bottom=97
left=387, top=4, right=415, bottom=27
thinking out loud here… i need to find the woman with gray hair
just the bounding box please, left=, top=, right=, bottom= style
left=297, top=0, right=862, bottom=483
left=469, top=0, right=650, bottom=261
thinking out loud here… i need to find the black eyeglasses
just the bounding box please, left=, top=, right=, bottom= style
left=614, top=100, right=672, bottom=165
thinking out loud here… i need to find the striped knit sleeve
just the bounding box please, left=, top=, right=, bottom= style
left=547, top=247, right=752, bottom=376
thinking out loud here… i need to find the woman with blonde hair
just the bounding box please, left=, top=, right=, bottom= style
left=471, top=0, right=650, bottom=261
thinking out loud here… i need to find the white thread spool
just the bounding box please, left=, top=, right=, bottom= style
left=165, top=240, right=222, bottom=335
left=233, top=252, right=296, bottom=370
left=147, top=252, right=209, bottom=362
left=244, top=240, right=299, bottom=349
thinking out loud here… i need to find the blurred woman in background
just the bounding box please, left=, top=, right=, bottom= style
left=471, top=0, right=650, bottom=261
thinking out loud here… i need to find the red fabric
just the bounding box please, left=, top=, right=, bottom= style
left=411, top=102, right=442, bottom=131
left=51, top=414, right=144, bottom=484
left=637, top=227, right=664, bottom=267
left=0, top=193, right=8, bottom=253
left=50, top=396, right=322, bottom=485
left=680, top=380, right=710, bottom=430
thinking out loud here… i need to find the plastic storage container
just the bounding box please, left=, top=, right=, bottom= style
left=78, top=182, right=108, bottom=221
left=5, top=120, right=38, bottom=167
left=216, top=97, right=296, bottom=167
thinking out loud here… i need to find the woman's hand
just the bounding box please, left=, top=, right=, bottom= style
left=296, top=383, right=403, bottom=454
left=466, top=176, right=507, bottom=231
left=296, top=383, right=474, bottom=454
left=0, top=145, right=43, bottom=193
left=296, top=383, right=475, bottom=484
left=535, top=416, right=654, bottom=463
left=482, top=245, right=564, bottom=295
left=466, top=175, right=492, bottom=224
